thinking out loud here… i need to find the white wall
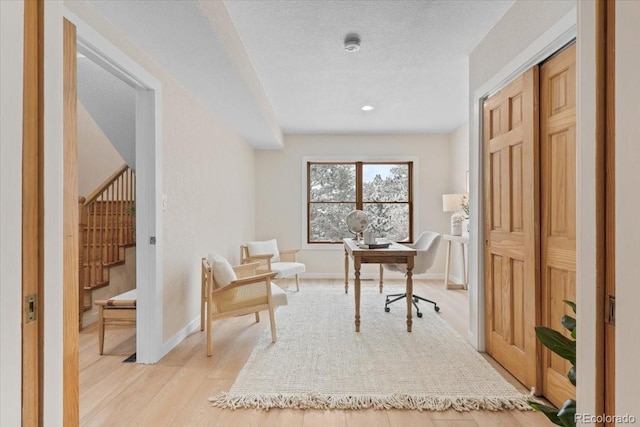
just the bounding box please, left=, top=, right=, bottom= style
left=449, top=122, right=469, bottom=194
left=615, top=0, right=640, bottom=417
left=448, top=123, right=470, bottom=282
left=469, top=1, right=576, bottom=94
left=160, top=68, right=256, bottom=340
left=0, top=1, right=24, bottom=425
left=43, top=1, right=65, bottom=423
left=576, top=1, right=598, bottom=420
left=77, top=102, right=126, bottom=197
left=255, top=134, right=452, bottom=279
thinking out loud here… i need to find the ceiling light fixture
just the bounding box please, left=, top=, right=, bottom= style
left=361, top=105, right=375, bottom=112
left=344, top=35, right=361, bottom=52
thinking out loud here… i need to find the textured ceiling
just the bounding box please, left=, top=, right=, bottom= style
left=77, top=55, right=136, bottom=168
left=223, top=0, right=515, bottom=134
left=86, top=0, right=514, bottom=148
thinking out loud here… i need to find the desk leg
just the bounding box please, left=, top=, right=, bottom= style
left=379, top=264, right=383, bottom=293
left=354, top=257, right=361, bottom=332
left=344, top=249, right=349, bottom=294
left=444, top=240, right=452, bottom=289
left=406, top=261, right=413, bottom=332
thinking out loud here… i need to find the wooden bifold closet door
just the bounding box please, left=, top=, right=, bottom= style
left=539, top=43, right=577, bottom=407
left=483, top=43, right=576, bottom=405
left=483, top=67, right=540, bottom=390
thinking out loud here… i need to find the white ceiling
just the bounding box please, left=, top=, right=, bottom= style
left=77, top=55, right=136, bottom=168
left=223, top=0, right=514, bottom=135
left=87, top=0, right=514, bottom=149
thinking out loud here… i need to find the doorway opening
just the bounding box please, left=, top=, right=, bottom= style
left=65, top=8, right=164, bottom=365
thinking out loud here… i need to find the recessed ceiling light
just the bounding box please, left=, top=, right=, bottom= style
left=361, top=105, right=375, bottom=112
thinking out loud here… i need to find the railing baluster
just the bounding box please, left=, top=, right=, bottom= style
left=116, top=176, right=124, bottom=248
left=129, top=170, right=137, bottom=243
left=91, top=202, right=96, bottom=287
left=80, top=165, right=135, bottom=295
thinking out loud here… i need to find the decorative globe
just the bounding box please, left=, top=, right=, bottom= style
left=346, top=210, right=368, bottom=237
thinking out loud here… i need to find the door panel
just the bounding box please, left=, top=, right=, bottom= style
left=540, top=43, right=576, bottom=407
left=483, top=67, right=539, bottom=390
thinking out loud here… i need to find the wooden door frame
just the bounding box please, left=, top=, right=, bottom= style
left=595, top=0, right=615, bottom=421
left=62, top=8, right=164, bottom=364
left=63, top=17, right=79, bottom=425
left=22, top=0, right=45, bottom=424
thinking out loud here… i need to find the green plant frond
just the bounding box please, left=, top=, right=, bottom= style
left=557, top=399, right=577, bottom=427
left=534, top=326, right=576, bottom=365
left=568, top=366, right=576, bottom=386
left=563, top=300, right=576, bottom=313
left=528, top=401, right=562, bottom=425
left=561, top=315, right=576, bottom=334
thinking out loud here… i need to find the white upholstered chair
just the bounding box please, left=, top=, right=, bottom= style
left=240, top=239, right=305, bottom=291
left=380, top=231, right=442, bottom=317
left=201, top=255, right=288, bottom=357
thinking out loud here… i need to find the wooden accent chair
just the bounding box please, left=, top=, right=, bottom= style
left=240, top=239, right=305, bottom=291
left=201, top=255, right=287, bottom=357
left=94, top=289, right=136, bottom=355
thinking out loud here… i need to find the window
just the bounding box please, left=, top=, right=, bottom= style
left=307, top=161, right=413, bottom=244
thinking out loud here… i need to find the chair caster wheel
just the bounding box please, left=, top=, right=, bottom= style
left=385, top=307, right=390, bottom=313
left=434, top=306, right=440, bottom=312
left=417, top=312, right=423, bottom=318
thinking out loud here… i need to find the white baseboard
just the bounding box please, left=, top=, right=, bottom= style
left=448, top=275, right=464, bottom=285
left=301, top=272, right=445, bottom=280
left=159, top=316, right=201, bottom=360
left=82, top=310, right=98, bottom=328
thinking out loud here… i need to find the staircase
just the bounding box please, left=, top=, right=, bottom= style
left=79, top=165, right=135, bottom=329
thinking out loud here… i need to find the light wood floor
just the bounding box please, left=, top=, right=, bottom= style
left=79, top=279, right=554, bottom=426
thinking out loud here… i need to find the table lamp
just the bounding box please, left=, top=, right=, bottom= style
left=443, top=194, right=466, bottom=236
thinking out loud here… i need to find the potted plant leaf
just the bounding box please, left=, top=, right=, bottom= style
left=528, top=300, right=576, bottom=427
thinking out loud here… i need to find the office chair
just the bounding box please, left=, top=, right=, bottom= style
left=381, top=231, right=441, bottom=318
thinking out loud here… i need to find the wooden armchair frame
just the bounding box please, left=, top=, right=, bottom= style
left=201, top=259, right=279, bottom=357
left=240, top=245, right=303, bottom=291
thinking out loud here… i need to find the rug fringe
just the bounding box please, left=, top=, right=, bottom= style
left=209, top=391, right=535, bottom=411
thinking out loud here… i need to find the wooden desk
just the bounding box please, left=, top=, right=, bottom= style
left=343, top=239, right=417, bottom=332
left=443, top=234, right=469, bottom=290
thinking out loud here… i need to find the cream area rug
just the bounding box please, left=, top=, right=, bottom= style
left=209, top=284, right=532, bottom=411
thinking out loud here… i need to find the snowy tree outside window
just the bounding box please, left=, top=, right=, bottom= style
left=307, top=162, right=413, bottom=243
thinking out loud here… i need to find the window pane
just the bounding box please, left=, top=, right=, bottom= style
left=309, top=203, right=356, bottom=242
left=362, top=164, right=409, bottom=202
left=309, top=164, right=356, bottom=202
left=364, top=203, right=410, bottom=242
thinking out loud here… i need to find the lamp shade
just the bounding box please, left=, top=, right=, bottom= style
left=442, top=194, right=466, bottom=212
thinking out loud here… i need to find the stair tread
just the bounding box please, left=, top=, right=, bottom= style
left=84, top=281, right=109, bottom=291
left=103, top=259, right=125, bottom=268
